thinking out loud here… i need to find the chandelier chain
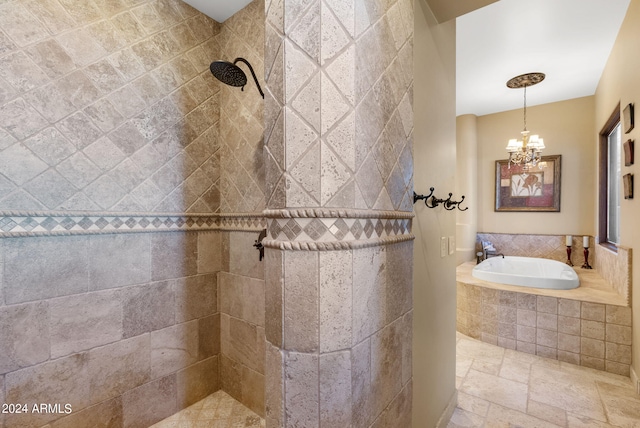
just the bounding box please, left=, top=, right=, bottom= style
left=523, top=85, right=527, bottom=131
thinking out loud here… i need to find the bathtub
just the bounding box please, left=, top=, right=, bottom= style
left=472, top=256, right=579, bottom=290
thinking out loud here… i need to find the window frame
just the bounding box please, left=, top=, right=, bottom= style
left=598, top=103, right=621, bottom=251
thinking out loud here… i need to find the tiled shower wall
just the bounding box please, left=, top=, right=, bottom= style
left=263, top=0, right=414, bottom=426
left=218, top=0, right=265, bottom=214
left=215, top=0, right=266, bottom=417
left=0, top=0, right=266, bottom=426
left=0, top=0, right=221, bottom=212
left=0, top=232, right=221, bottom=428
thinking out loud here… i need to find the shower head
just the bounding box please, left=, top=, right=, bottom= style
left=210, top=57, right=264, bottom=99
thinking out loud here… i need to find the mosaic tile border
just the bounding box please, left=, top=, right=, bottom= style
left=0, top=212, right=266, bottom=237
left=263, top=214, right=414, bottom=251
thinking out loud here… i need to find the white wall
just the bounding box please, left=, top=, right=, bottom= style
left=413, top=0, right=458, bottom=425
left=594, top=0, right=640, bottom=389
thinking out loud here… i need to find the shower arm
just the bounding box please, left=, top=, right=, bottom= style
left=234, top=57, right=265, bottom=99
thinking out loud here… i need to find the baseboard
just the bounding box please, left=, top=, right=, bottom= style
left=435, top=389, right=458, bottom=428
left=632, top=365, right=640, bottom=395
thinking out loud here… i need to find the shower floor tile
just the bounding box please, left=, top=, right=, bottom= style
left=150, top=391, right=265, bottom=428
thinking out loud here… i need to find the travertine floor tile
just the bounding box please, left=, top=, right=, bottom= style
left=449, top=333, right=639, bottom=428
left=529, top=365, right=607, bottom=421
left=499, top=357, right=531, bottom=384
left=485, top=403, right=564, bottom=427
left=596, top=381, right=640, bottom=428
left=151, top=391, right=264, bottom=428
left=448, top=407, right=485, bottom=428
left=460, top=369, right=529, bottom=413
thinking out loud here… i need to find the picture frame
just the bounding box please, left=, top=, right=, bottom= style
left=623, top=173, right=634, bottom=199
left=495, top=154, right=562, bottom=212
left=623, top=103, right=634, bottom=134
left=624, top=139, right=634, bottom=166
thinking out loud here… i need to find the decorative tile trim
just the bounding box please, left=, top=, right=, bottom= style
left=263, top=234, right=415, bottom=251
left=263, top=208, right=414, bottom=219
left=0, top=212, right=266, bottom=237
left=263, top=210, right=414, bottom=251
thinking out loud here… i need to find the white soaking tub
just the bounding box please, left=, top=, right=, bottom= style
left=472, top=256, right=579, bottom=290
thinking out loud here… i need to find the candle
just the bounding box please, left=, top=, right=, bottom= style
left=583, top=236, right=589, bottom=248
left=566, top=235, right=572, bottom=246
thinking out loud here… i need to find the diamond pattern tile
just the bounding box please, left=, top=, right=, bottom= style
left=0, top=0, right=230, bottom=215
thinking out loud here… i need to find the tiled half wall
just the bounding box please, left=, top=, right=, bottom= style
left=457, top=282, right=633, bottom=377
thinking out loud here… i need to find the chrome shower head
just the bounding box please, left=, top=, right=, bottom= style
left=209, top=57, right=264, bottom=99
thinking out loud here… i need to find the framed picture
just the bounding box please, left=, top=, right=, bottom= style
left=623, top=173, right=634, bottom=199
left=623, top=103, right=634, bottom=134
left=624, top=139, right=634, bottom=166
left=495, top=155, right=562, bottom=212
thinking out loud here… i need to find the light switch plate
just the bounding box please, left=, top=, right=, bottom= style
left=448, top=236, right=455, bottom=255
left=440, top=237, right=447, bottom=258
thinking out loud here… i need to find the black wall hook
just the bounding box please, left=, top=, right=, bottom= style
left=253, top=228, right=267, bottom=261
left=413, top=188, right=468, bottom=211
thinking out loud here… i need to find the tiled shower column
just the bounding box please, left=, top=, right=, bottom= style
left=263, top=0, right=414, bottom=426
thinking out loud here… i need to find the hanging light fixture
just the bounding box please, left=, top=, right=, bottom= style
left=505, top=72, right=546, bottom=169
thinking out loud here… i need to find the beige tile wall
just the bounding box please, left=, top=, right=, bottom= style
left=477, top=233, right=597, bottom=265
left=212, top=0, right=267, bottom=416
left=457, top=281, right=633, bottom=377
left=595, top=244, right=632, bottom=305
left=219, top=231, right=266, bottom=417
left=263, top=0, right=414, bottom=425
left=0, top=0, right=221, bottom=213
left=0, top=232, right=221, bottom=427
left=1, top=0, right=268, bottom=424
left=478, top=233, right=632, bottom=304
left=217, top=0, right=265, bottom=213
left=264, top=0, right=414, bottom=211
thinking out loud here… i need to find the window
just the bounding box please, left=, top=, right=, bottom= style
left=599, top=105, right=621, bottom=248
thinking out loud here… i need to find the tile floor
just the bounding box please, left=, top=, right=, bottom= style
left=450, top=332, right=640, bottom=428
left=151, top=334, right=640, bottom=428
left=150, top=391, right=264, bottom=428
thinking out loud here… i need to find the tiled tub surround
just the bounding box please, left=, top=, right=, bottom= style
left=595, top=244, right=633, bottom=306
left=476, top=233, right=632, bottom=305
left=477, top=233, right=598, bottom=265
left=457, top=262, right=632, bottom=377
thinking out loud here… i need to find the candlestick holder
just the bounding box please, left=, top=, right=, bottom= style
left=566, top=245, right=573, bottom=266
left=582, top=247, right=593, bottom=269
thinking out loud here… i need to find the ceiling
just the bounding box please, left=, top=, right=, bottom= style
left=182, top=0, right=252, bottom=23
left=425, top=0, right=499, bottom=23
left=456, top=0, right=631, bottom=117
left=185, top=0, right=630, bottom=117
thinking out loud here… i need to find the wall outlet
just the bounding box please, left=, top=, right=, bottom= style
left=448, top=236, right=456, bottom=255
left=440, top=237, right=447, bottom=258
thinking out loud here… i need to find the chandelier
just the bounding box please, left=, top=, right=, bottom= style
left=505, top=72, right=546, bottom=169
